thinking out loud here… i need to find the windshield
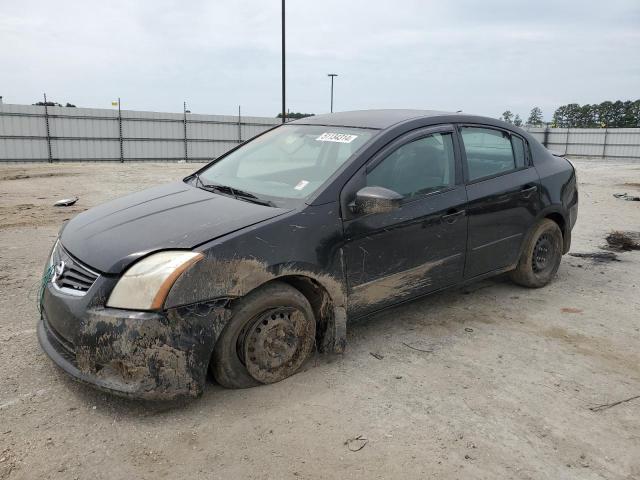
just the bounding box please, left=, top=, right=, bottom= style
left=196, top=125, right=374, bottom=201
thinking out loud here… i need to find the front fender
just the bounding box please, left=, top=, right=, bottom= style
left=165, top=257, right=347, bottom=353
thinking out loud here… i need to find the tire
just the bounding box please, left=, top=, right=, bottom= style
left=509, top=219, right=563, bottom=288
left=211, top=281, right=316, bottom=389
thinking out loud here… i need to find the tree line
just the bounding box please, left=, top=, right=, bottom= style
left=276, top=112, right=315, bottom=119
left=501, top=99, right=640, bottom=128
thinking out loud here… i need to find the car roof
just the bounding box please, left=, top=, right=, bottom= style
left=290, top=109, right=457, bottom=130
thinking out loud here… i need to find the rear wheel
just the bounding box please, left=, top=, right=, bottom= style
left=510, top=219, right=563, bottom=288
left=211, top=282, right=316, bottom=389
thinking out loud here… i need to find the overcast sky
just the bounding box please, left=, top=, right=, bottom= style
left=1, top=0, right=638, bottom=120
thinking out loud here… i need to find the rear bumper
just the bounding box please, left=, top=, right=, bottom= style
left=38, top=301, right=229, bottom=400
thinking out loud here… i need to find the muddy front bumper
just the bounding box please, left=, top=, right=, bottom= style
left=38, top=285, right=231, bottom=400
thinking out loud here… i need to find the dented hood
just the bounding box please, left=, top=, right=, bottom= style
left=60, top=181, right=290, bottom=274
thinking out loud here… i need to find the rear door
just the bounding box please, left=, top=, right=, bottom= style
left=458, top=125, right=541, bottom=278
left=341, top=126, right=468, bottom=317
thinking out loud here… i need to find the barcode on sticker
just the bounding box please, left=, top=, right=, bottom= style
left=316, top=132, right=358, bottom=143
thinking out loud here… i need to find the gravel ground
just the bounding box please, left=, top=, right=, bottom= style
left=0, top=160, right=639, bottom=480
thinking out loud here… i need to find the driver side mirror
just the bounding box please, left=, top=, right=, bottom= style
left=351, top=186, right=403, bottom=215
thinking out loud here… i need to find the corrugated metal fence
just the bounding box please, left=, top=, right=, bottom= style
left=0, top=103, right=279, bottom=162
left=526, top=127, right=640, bottom=161
left=2, top=103, right=640, bottom=162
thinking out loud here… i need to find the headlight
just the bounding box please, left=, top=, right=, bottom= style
left=107, top=251, right=204, bottom=310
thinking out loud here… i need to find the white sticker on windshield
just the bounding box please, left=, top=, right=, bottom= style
left=294, top=180, right=309, bottom=191
left=316, top=132, right=358, bottom=143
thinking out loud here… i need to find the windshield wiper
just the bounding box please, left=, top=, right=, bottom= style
left=198, top=180, right=275, bottom=207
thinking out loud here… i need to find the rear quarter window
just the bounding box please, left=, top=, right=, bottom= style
left=511, top=135, right=526, bottom=168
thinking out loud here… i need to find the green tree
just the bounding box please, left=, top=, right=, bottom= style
left=611, top=101, right=625, bottom=127
left=514, top=114, right=523, bottom=127
left=628, top=100, right=640, bottom=127
left=598, top=101, right=614, bottom=127
left=276, top=112, right=314, bottom=119
left=552, top=105, right=567, bottom=127
left=576, top=104, right=597, bottom=128
left=564, top=103, right=581, bottom=128
left=551, top=99, right=640, bottom=128
left=527, top=107, right=544, bottom=126
left=501, top=110, right=514, bottom=124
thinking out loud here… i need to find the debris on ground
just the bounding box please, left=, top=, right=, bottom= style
left=369, top=352, right=384, bottom=360
left=569, top=252, right=619, bottom=262
left=561, top=307, right=583, bottom=314
left=605, top=231, right=640, bottom=251
left=402, top=342, right=433, bottom=353
left=53, top=197, right=79, bottom=207
left=464, top=327, right=474, bottom=333
left=344, top=435, right=368, bottom=452
left=613, top=193, right=640, bottom=202
left=589, top=394, right=640, bottom=412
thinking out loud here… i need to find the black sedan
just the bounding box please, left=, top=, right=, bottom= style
left=38, top=110, right=578, bottom=399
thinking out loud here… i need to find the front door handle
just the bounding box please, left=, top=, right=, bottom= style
left=521, top=185, right=538, bottom=198
left=441, top=210, right=466, bottom=224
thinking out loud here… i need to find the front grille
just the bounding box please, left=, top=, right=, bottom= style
left=51, top=243, right=100, bottom=295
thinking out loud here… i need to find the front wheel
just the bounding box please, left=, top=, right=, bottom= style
left=510, top=219, right=563, bottom=288
left=211, top=281, right=316, bottom=389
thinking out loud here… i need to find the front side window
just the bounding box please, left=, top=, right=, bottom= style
left=198, top=125, right=374, bottom=200
left=366, top=132, right=456, bottom=198
left=461, top=127, right=517, bottom=181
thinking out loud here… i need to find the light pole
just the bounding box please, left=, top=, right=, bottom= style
left=281, top=0, right=286, bottom=123
left=327, top=74, right=338, bottom=113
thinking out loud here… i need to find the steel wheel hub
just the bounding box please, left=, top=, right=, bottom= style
left=532, top=234, right=554, bottom=273
left=240, top=307, right=314, bottom=384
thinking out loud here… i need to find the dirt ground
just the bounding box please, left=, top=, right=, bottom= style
left=0, top=160, right=639, bottom=480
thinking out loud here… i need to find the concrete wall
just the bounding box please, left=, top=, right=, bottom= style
left=526, top=127, right=640, bottom=161
left=3, top=104, right=640, bottom=162
left=0, top=104, right=279, bottom=162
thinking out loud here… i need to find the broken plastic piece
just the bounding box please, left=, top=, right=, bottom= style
left=54, top=197, right=78, bottom=207
left=613, top=193, right=640, bottom=202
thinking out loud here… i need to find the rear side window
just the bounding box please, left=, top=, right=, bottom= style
left=511, top=135, right=526, bottom=168
left=461, top=127, right=515, bottom=181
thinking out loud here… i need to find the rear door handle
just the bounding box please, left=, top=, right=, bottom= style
left=521, top=185, right=538, bottom=198
left=441, top=210, right=466, bottom=224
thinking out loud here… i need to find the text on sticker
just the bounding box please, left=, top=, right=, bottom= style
left=316, top=132, right=358, bottom=143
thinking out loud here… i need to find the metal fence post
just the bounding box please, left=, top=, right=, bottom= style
left=43, top=93, right=53, bottom=162
left=183, top=101, right=188, bottom=162
left=602, top=128, right=609, bottom=160
left=543, top=124, right=549, bottom=148
left=238, top=105, right=242, bottom=143
left=118, top=98, right=124, bottom=162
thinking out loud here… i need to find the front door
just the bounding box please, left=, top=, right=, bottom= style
left=458, top=125, right=541, bottom=278
left=342, top=127, right=468, bottom=318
